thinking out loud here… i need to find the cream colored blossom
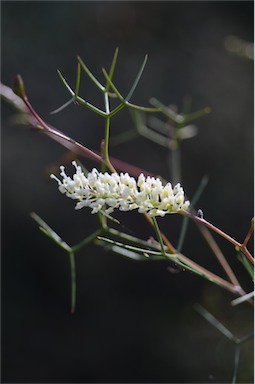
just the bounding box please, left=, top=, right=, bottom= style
left=50, top=161, right=190, bottom=217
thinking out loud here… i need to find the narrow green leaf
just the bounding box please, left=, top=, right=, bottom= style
left=105, top=47, right=119, bottom=92
left=50, top=98, right=74, bottom=115
left=75, top=95, right=107, bottom=116
left=97, top=236, right=166, bottom=257
left=150, top=98, right=182, bottom=122
left=57, top=70, right=75, bottom=96
left=151, top=217, right=166, bottom=257
left=125, top=54, right=148, bottom=102
left=107, top=227, right=167, bottom=252
left=147, top=115, right=169, bottom=135
left=176, top=217, right=189, bottom=253
left=195, top=304, right=237, bottom=342
left=31, top=212, right=72, bottom=252
left=183, top=106, right=211, bottom=124
left=237, top=251, right=254, bottom=281
left=111, top=245, right=150, bottom=261
left=31, top=212, right=77, bottom=313
left=126, top=101, right=161, bottom=113
left=165, top=254, right=208, bottom=275
left=75, top=62, right=81, bottom=98
left=77, top=56, right=105, bottom=92
left=177, top=175, right=209, bottom=252
left=191, top=176, right=209, bottom=207
left=136, top=120, right=170, bottom=147
left=102, top=68, right=124, bottom=101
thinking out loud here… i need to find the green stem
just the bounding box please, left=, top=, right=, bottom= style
left=104, top=94, right=110, bottom=155
left=103, top=92, right=115, bottom=173
left=151, top=217, right=167, bottom=257
left=70, top=228, right=105, bottom=313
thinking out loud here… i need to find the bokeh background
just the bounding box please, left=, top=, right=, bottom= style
left=1, top=1, right=254, bottom=383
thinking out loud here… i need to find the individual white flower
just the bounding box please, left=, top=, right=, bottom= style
left=50, top=161, right=190, bottom=217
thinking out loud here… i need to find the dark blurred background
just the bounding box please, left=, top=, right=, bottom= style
left=1, top=1, right=254, bottom=383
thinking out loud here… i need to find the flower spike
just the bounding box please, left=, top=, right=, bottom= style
left=50, top=162, right=190, bottom=217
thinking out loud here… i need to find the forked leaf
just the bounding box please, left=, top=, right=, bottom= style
left=57, top=69, right=106, bottom=116
left=31, top=211, right=77, bottom=313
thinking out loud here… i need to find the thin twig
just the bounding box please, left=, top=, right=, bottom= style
left=197, top=224, right=240, bottom=287
left=184, top=211, right=254, bottom=264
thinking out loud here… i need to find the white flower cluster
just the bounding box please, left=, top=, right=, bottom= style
left=50, top=161, right=190, bottom=217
